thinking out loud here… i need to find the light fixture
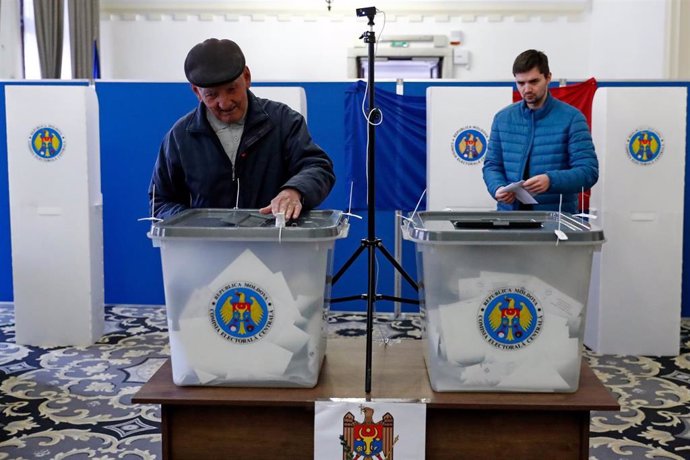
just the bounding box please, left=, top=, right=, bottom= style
left=326, top=0, right=333, bottom=11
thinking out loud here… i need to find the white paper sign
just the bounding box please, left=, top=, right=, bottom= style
left=314, top=401, right=426, bottom=460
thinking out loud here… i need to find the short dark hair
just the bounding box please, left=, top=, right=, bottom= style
left=512, top=49, right=550, bottom=76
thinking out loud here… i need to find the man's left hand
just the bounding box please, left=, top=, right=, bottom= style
left=523, top=174, right=550, bottom=195
left=259, top=188, right=303, bottom=220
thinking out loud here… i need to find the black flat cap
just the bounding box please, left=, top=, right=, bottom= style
left=184, top=38, right=246, bottom=87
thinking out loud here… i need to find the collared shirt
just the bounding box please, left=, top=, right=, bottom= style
left=206, top=108, right=245, bottom=165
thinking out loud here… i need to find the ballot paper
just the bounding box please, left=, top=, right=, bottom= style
left=294, top=293, right=324, bottom=318
left=457, top=273, right=534, bottom=302
left=460, top=359, right=516, bottom=387
left=169, top=317, right=294, bottom=384
left=438, top=299, right=486, bottom=366
left=272, top=323, right=311, bottom=354
left=423, top=301, right=444, bottom=360
left=282, top=255, right=329, bottom=300
left=538, top=287, right=584, bottom=322
left=498, top=180, right=538, bottom=205
left=463, top=271, right=585, bottom=334
left=489, top=314, right=579, bottom=390
left=495, top=360, right=570, bottom=390
left=430, top=295, right=582, bottom=391
left=284, top=310, right=326, bottom=384
left=167, top=248, right=326, bottom=386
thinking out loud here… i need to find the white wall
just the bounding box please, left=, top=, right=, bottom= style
left=98, top=0, right=672, bottom=82
left=588, top=0, right=668, bottom=79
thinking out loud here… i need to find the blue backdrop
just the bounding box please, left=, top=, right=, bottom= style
left=1, top=80, right=689, bottom=315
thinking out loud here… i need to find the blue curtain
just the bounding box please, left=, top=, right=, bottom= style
left=93, top=40, right=101, bottom=79
left=344, top=81, right=426, bottom=211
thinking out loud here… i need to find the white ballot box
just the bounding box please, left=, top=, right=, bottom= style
left=404, top=211, right=604, bottom=392
left=149, top=209, right=348, bottom=387
left=5, top=85, right=104, bottom=346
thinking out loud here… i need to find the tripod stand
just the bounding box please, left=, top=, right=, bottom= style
left=332, top=6, right=419, bottom=393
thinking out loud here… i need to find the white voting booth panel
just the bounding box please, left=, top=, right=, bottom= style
left=5, top=85, right=104, bottom=346
left=585, top=87, right=686, bottom=356
left=427, top=87, right=512, bottom=210
left=252, top=86, right=306, bottom=118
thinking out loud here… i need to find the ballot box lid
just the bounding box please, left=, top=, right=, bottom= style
left=404, top=211, right=604, bottom=244
left=149, top=208, right=348, bottom=241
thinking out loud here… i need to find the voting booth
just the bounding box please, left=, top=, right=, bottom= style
left=404, top=211, right=604, bottom=392
left=426, top=86, right=512, bottom=210
left=149, top=209, right=348, bottom=387
left=585, top=87, right=686, bottom=356
left=252, top=86, right=307, bottom=119
left=5, top=85, right=104, bottom=346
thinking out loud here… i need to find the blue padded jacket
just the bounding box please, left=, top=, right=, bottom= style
left=482, top=93, right=598, bottom=213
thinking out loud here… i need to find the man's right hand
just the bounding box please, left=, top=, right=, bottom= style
left=259, top=188, right=303, bottom=220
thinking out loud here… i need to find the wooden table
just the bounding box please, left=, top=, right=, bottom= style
left=133, top=338, right=619, bottom=459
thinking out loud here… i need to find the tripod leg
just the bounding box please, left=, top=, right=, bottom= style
left=332, top=242, right=367, bottom=285
left=375, top=242, right=418, bottom=291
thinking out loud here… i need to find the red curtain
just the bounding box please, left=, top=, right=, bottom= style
left=513, top=77, right=598, bottom=211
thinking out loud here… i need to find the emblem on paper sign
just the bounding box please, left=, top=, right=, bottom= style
left=341, top=406, right=398, bottom=460
left=451, top=126, right=488, bottom=165
left=627, top=128, right=663, bottom=165
left=29, top=126, right=65, bottom=161
left=209, top=281, right=274, bottom=344
left=478, top=287, right=543, bottom=350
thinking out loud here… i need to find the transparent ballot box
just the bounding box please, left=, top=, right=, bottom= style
left=149, top=209, right=349, bottom=387
left=403, top=211, right=604, bottom=392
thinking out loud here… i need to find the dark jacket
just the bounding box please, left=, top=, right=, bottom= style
left=482, top=94, right=598, bottom=213
left=150, top=91, right=335, bottom=219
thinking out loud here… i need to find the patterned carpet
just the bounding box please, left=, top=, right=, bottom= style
left=0, top=305, right=689, bottom=459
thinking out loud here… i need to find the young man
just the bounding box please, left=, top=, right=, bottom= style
left=149, top=38, right=335, bottom=220
left=482, top=49, right=598, bottom=213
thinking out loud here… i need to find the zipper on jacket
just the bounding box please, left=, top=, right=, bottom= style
left=522, top=110, right=535, bottom=178
left=232, top=162, right=239, bottom=208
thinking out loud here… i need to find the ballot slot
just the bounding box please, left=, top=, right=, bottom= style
left=452, top=217, right=543, bottom=230
left=219, top=210, right=282, bottom=227
left=152, top=209, right=344, bottom=238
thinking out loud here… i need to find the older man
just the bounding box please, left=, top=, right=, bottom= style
left=149, top=38, right=335, bottom=220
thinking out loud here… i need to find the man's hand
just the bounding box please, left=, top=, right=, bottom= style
left=495, top=186, right=516, bottom=204
left=523, top=174, right=550, bottom=195
left=259, top=188, right=303, bottom=220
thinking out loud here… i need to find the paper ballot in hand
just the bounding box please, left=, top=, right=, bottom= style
left=498, top=180, right=538, bottom=205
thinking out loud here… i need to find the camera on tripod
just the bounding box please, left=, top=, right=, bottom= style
left=356, top=6, right=377, bottom=18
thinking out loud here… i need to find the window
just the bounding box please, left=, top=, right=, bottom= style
left=22, top=0, right=72, bottom=79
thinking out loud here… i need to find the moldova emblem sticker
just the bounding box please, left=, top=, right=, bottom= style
left=29, top=126, right=65, bottom=161
left=209, top=281, right=274, bottom=344
left=451, top=126, right=488, bottom=165
left=627, top=128, right=663, bottom=165
left=341, top=406, right=397, bottom=460
left=478, top=287, right=543, bottom=350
